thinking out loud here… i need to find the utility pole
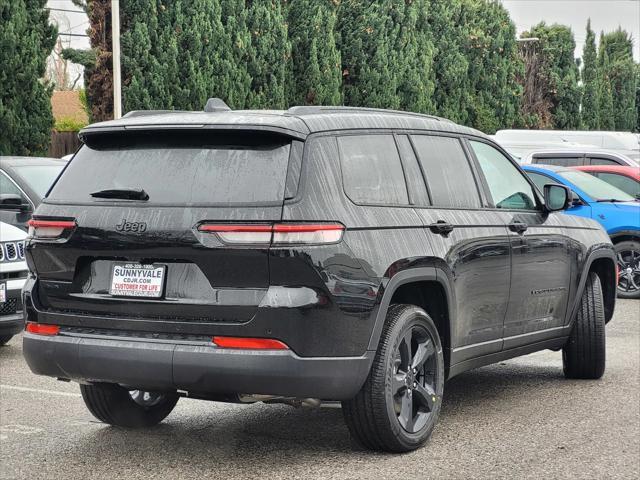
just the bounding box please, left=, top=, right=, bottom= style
left=112, top=0, right=122, bottom=119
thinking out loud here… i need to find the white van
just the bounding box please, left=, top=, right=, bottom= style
left=495, top=130, right=640, bottom=163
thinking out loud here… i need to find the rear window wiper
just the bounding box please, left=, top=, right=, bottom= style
left=90, top=188, right=149, bottom=201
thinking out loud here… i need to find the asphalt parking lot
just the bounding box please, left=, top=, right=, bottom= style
left=1, top=300, right=638, bottom=480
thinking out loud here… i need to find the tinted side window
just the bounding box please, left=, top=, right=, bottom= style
left=471, top=141, right=538, bottom=210
left=411, top=135, right=480, bottom=208
left=532, top=156, right=583, bottom=167
left=338, top=135, right=409, bottom=205
left=589, top=157, right=620, bottom=166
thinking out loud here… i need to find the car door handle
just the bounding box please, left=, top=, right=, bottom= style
left=509, top=222, right=528, bottom=234
left=429, top=221, right=454, bottom=237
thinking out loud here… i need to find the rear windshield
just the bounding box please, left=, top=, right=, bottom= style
left=47, top=131, right=292, bottom=205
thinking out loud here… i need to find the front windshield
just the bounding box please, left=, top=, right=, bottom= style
left=13, top=165, right=65, bottom=198
left=559, top=170, right=635, bottom=202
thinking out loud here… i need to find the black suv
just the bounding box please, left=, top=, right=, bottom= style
left=23, top=103, right=617, bottom=452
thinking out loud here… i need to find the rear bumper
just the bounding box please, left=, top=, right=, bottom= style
left=23, top=332, right=373, bottom=400
left=0, top=313, right=23, bottom=335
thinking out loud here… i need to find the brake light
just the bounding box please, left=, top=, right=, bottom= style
left=212, top=336, right=289, bottom=350
left=197, top=223, right=344, bottom=245
left=28, top=219, right=76, bottom=239
left=25, top=322, right=60, bottom=336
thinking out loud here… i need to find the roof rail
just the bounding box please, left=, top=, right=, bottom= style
left=286, top=105, right=451, bottom=122
left=204, top=98, right=231, bottom=112
left=122, top=110, right=188, bottom=118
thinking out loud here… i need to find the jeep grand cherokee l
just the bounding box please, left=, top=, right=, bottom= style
left=23, top=103, right=617, bottom=453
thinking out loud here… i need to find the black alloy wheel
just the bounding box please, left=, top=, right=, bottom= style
left=392, top=325, right=439, bottom=433
left=615, top=241, right=640, bottom=299
left=342, top=304, right=444, bottom=452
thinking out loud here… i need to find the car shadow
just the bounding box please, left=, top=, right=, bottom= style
left=64, top=360, right=571, bottom=462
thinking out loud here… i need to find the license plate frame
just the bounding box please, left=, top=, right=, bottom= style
left=109, top=263, right=166, bottom=299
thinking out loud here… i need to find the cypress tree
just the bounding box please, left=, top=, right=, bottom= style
left=338, top=0, right=399, bottom=109
left=598, top=49, right=616, bottom=131
left=463, top=0, right=522, bottom=133
left=121, top=0, right=175, bottom=111
left=245, top=0, right=291, bottom=109
left=0, top=0, right=56, bottom=155
left=523, top=23, right=581, bottom=130
left=428, top=0, right=469, bottom=124
left=581, top=20, right=599, bottom=130
left=391, top=0, right=435, bottom=114
left=288, top=0, right=342, bottom=106
left=598, top=29, right=636, bottom=131
left=220, top=0, right=252, bottom=109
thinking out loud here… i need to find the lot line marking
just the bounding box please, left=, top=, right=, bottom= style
left=0, top=384, right=81, bottom=398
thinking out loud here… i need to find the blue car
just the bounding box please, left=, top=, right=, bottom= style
left=524, top=164, right=640, bottom=299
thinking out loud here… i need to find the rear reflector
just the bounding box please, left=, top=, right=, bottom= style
left=28, top=219, right=76, bottom=239
left=25, top=322, right=60, bottom=336
left=197, top=223, right=344, bottom=245
left=212, top=336, right=289, bottom=350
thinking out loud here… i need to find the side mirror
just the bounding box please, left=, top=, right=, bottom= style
left=0, top=194, right=31, bottom=212
left=543, top=184, right=571, bottom=212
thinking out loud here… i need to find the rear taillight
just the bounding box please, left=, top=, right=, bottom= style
left=212, top=336, right=289, bottom=350
left=27, top=219, right=76, bottom=239
left=197, top=223, right=344, bottom=245
left=25, top=322, right=60, bottom=336
left=272, top=223, right=344, bottom=244
left=197, top=224, right=273, bottom=244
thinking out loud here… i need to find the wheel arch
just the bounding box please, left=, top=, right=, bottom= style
left=570, top=249, right=617, bottom=325
left=609, top=230, right=640, bottom=244
left=367, top=267, right=455, bottom=377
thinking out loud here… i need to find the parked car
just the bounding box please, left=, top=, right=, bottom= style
left=23, top=102, right=617, bottom=453
left=522, top=148, right=638, bottom=167
left=0, top=157, right=67, bottom=230
left=488, top=138, right=602, bottom=162
left=0, top=222, right=28, bottom=345
left=573, top=165, right=640, bottom=199
left=495, top=130, right=640, bottom=163
left=524, top=165, right=639, bottom=299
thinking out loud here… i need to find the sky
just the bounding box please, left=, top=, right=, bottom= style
left=500, top=0, right=640, bottom=61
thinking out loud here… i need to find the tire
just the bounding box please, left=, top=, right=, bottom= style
left=563, top=272, right=606, bottom=379
left=614, top=240, right=640, bottom=299
left=342, top=304, right=445, bottom=453
left=0, top=335, right=13, bottom=346
left=80, top=383, right=179, bottom=428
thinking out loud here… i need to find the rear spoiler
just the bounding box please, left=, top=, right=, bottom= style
left=79, top=124, right=308, bottom=146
